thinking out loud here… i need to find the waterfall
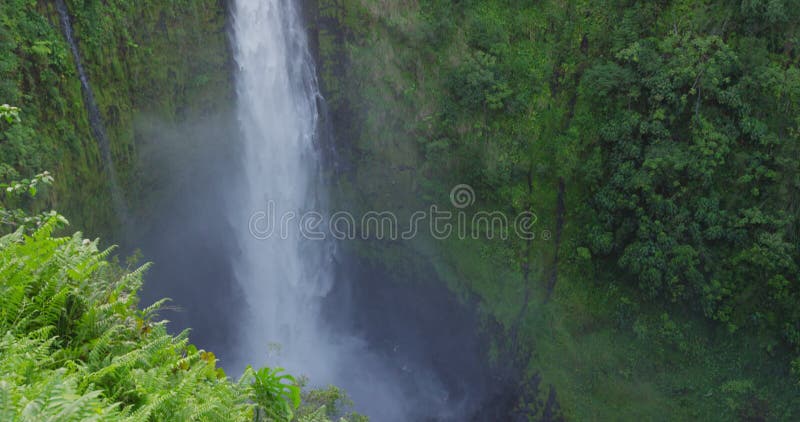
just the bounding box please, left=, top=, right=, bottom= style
left=54, top=0, right=128, bottom=224
left=229, top=2, right=458, bottom=420
left=230, top=0, right=335, bottom=380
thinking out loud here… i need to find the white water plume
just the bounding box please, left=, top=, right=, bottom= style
left=228, top=2, right=461, bottom=420
left=230, top=0, right=334, bottom=379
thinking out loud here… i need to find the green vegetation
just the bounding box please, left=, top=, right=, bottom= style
left=580, top=6, right=800, bottom=364
left=313, top=0, right=799, bottom=419
left=2, top=0, right=798, bottom=419
left=0, top=216, right=288, bottom=421
left=61, top=0, right=236, bottom=226
left=1, top=2, right=372, bottom=420
left=0, top=122, right=283, bottom=419
left=0, top=0, right=98, bottom=227
left=0, top=107, right=364, bottom=420
left=0, top=0, right=234, bottom=235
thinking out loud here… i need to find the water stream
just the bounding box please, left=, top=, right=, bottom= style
left=55, top=0, right=129, bottom=224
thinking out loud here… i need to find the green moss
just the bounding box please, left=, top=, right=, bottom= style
left=0, top=0, right=233, bottom=237
left=63, top=0, right=234, bottom=231
left=0, top=0, right=112, bottom=234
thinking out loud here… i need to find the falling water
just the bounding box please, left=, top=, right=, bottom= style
left=229, top=1, right=475, bottom=420
left=230, top=0, right=336, bottom=381
left=230, top=0, right=416, bottom=418
left=55, top=0, right=128, bottom=224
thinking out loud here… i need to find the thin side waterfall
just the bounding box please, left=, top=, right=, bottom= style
left=55, top=0, right=128, bottom=224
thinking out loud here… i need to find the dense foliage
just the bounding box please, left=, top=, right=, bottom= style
left=315, top=0, right=799, bottom=418
left=0, top=0, right=113, bottom=230
left=2, top=219, right=257, bottom=420
left=2, top=0, right=798, bottom=419
left=579, top=3, right=800, bottom=360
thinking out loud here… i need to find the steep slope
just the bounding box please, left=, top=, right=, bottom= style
left=0, top=0, right=234, bottom=236
left=309, top=0, right=800, bottom=419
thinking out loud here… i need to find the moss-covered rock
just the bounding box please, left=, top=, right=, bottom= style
left=0, top=0, right=234, bottom=236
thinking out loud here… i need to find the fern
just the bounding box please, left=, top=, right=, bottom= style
left=0, top=214, right=345, bottom=421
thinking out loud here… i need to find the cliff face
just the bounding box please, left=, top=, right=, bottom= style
left=306, top=2, right=566, bottom=418
left=4, top=0, right=799, bottom=419
left=305, top=1, right=800, bottom=420
left=0, top=0, right=234, bottom=235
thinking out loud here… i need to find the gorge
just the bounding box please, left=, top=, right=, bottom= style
left=1, top=0, right=798, bottom=420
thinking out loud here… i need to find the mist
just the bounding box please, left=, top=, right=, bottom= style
left=130, top=110, right=512, bottom=419
left=130, top=113, right=513, bottom=420
left=130, top=0, right=515, bottom=420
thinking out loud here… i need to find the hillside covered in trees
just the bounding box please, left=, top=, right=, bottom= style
left=313, top=0, right=799, bottom=419
left=1, top=0, right=799, bottom=420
